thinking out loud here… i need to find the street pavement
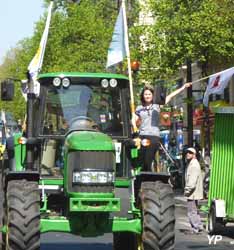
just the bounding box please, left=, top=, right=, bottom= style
left=41, top=192, right=234, bottom=250
left=1, top=189, right=234, bottom=249
left=175, top=194, right=234, bottom=250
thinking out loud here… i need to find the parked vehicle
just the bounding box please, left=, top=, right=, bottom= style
left=208, top=107, right=234, bottom=234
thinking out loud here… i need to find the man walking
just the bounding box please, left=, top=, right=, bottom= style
left=184, top=147, right=204, bottom=234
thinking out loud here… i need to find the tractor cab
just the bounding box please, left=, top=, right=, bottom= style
left=36, top=73, right=131, bottom=179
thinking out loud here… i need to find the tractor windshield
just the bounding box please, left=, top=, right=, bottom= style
left=41, top=84, right=123, bottom=136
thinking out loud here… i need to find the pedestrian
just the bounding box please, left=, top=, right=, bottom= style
left=184, top=147, right=204, bottom=234
left=133, top=82, right=191, bottom=171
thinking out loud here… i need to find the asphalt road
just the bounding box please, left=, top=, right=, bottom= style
left=41, top=233, right=112, bottom=250
left=1, top=187, right=234, bottom=250
left=41, top=194, right=234, bottom=250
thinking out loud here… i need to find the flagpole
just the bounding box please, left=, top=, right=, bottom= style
left=27, top=1, right=54, bottom=97
left=190, top=67, right=234, bottom=85
left=26, top=1, right=53, bottom=169
left=122, top=0, right=137, bottom=132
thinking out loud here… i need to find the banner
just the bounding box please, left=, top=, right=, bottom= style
left=203, top=67, right=234, bottom=106
left=106, top=6, right=126, bottom=68
left=27, top=1, right=53, bottom=96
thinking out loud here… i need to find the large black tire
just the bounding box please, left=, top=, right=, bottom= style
left=113, top=232, right=136, bottom=250
left=139, top=181, right=175, bottom=250
left=5, top=180, right=40, bottom=250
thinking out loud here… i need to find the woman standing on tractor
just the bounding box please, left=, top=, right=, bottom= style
left=133, top=82, right=191, bottom=171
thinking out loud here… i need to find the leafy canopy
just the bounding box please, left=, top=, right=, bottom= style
left=0, top=0, right=120, bottom=119
left=137, top=0, right=234, bottom=83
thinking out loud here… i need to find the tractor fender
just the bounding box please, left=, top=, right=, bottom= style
left=134, top=172, right=170, bottom=198
left=5, top=171, right=39, bottom=184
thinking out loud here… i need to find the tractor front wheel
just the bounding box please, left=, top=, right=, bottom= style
left=5, top=180, right=40, bottom=250
left=139, top=181, right=175, bottom=250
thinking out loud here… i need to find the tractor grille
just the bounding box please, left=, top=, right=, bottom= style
left=67, top=150, right=115, bottom=193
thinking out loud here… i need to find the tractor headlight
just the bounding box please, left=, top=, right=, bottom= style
left=73, top=171, right=115, bottom=184
left=110, top=78, right=118, bottom=87
left=53, top=77, right=61, bottom=87
left=101, top=79, right=109, bottom=88
left=62, top=77, right=70, bottom=88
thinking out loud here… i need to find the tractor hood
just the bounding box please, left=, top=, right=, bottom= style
left=65, top=131, right=114, bottom=151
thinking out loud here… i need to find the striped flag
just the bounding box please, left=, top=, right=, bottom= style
left=27, top=1, right=53, bottom=96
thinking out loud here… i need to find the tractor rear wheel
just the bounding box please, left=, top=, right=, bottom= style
left=139, top=181, right=175, bottom=250
left=5, top=180, right=40, bottom=250
left=113, top=232, right=136, bottom=250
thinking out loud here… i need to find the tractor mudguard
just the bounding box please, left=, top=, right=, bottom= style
left=5, top=171, right=39, bottom=183
left=134, top=172, right=170, bottom=199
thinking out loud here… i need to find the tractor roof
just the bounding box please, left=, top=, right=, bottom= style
left=38, top=72, right=129, bottom=80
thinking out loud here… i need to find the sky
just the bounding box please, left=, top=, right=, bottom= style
left=0, top=0, right=45, bottom=64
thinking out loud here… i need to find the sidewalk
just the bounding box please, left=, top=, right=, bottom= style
left=175, top=193, right=207, bottom=231
left=174, top=191, right=234, bottom=250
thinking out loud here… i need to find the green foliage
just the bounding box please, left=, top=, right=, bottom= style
left=1, top=0, right=234, bottom=121
left=138, top=0, right=234, bottom=82
left=42, top=0, right=118, bottom=72
left=0, top=0, right=121, bottom=119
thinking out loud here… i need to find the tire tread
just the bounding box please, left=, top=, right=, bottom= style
left=140, top=181, right=175, bottom=250
left=6, top=180, right=40, bottom=250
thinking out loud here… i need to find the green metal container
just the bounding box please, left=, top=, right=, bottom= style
left=208, top=107, right=234, bottom=219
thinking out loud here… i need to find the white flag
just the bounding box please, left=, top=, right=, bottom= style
left=1, top=110, right=6, bottom=125
left=203, top=67, right=234, bottom=106
left=106, top=6, right=126, bottom=69
left=27, top=1, right=53, bottom=96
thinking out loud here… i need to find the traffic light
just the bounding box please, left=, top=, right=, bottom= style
left=1, top=80, right=14, bottom=101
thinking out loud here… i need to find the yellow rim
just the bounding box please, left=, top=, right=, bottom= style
left=136, top=234, right=143, bottom=250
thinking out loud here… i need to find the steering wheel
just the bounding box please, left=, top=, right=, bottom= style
left=69, top=116, right=99, bottom=130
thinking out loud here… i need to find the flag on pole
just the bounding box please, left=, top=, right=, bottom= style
left=106, top=6, right=126, bottom=69
left=27, top=1, right=53, bottom=96
left=203, top=67, right=234, bottom=106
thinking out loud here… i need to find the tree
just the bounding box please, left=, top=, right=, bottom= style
left=0, top=0, right=123, bottom=119
left=42, top=0, right=118, bottom=72
left=138, top=0, right=234, bottom=82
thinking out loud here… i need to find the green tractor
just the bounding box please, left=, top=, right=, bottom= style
left=0, top=72, right=175, bottom=250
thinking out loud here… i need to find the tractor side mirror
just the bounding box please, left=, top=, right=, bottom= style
left=1, top=80, right=14, bottom=101
left=153, top=85, right=167, bottom=105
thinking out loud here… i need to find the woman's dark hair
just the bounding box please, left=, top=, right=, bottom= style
left=140, top=85, right=154, bottom=105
